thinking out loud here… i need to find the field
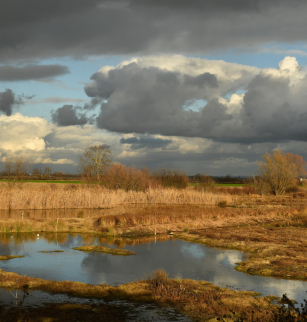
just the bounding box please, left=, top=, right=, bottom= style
left=1, top=182, right=307, bottom=321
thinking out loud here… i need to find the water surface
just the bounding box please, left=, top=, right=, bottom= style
left=0, top=233, right=307, bottom=306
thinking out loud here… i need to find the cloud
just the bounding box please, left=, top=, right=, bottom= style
left=0, top=113, right=52, bottom=152
left=84, top=55, right=307, bottom=144
left=51, top=105, right=91, bottom=126
left=120, top=135, right=172, bottom=150
left=2, top=1, right=307, bottom=60
left=0, top=65, right=69, bottom=81
left=33, top=157, right=75, bottom=165
left=0, top=89, right=31, bottom=116
left=2, top=112, right=307, bottom=175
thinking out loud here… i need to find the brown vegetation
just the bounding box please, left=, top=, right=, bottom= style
left=151, top=168, right=189, bottom=189
left=104, top=163, right=151, bottom=191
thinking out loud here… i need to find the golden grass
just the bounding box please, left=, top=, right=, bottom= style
left=0, top=183, right=235, bottom=210
left=0, top=268, right=277, bottom=321
left=73, top=245, right=136, bottom=256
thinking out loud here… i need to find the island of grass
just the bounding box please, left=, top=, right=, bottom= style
left=38, top=250, right=64, bottom=253
left=73, top=245, right=136, bottom=256
left=0, top=255, right=24, bottom=261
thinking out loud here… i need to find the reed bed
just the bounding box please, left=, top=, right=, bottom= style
left=0, top=183, right=235, bottom=210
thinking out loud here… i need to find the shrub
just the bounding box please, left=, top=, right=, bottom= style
left=252, top=176, right=272, bottom=196
left=104, top=163, right=150, bottom=192
left=152, top=168, right=189, bottom=189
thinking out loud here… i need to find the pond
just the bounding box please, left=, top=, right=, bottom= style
left=0, top=233, right=307, bottom=306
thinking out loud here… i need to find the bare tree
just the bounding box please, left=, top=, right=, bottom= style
left=79, top=145, right=112, bottom=184
left=3, top=156, right=31, bottom=187
left=43, top=166, right=52, bottom=179
left=258, top=150, right=307, bottom=195
left=32, top=168, right=42, bottom=178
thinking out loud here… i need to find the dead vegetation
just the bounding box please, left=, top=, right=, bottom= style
left=0, top=182, right=234, bottom=210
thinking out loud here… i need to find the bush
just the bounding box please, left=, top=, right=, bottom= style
left=217, top=200, right=227, bottom=208
left=152, top=168, right=189, bottom=189
left=104, top=163, right=150, bottom=192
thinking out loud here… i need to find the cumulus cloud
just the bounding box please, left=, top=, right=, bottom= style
left=83, top=55, right=307, bottom=144
left=0, top=113, right=53, bottom=152
left=0, top=64, right=69, bottom=81
left=2, top=1, right=307, bottom=61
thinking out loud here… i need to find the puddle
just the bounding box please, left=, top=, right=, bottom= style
left=0, top=233, right=307, bottom=306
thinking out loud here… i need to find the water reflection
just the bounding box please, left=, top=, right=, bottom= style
left=0, top=233, right=307, bottom=306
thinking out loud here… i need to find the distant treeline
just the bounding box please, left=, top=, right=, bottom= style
left=189, top=174, right=247, bottom=184
left=0, top=168, right=247, bottom=185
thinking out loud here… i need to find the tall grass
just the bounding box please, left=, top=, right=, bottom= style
left=0, top=183, right=235, bottom=210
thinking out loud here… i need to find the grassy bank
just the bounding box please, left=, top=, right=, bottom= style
left=0, top=268, right=277, bottom=321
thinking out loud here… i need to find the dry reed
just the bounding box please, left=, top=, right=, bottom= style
left=0, top=183, right=235, bottom=210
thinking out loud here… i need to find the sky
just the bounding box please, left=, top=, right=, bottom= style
left=2, top=0, right=307, bottom=176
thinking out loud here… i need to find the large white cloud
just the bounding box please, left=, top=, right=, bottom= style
left=0, top=113, right=52, bottom=152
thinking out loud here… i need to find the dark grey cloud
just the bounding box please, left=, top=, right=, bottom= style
left=0, top=65, right=69, bottom=81
left=86, top=64, right=226, bottom=137
left=84, top=57, right=307, bottom=144
left=120, top=136, right=172, bottom=150
left=51, top=105, right=90, bottom=126
left=83, top=97, right=103, bottom=111
left=0, top=89, right=30, bottom=116
left=1, top=0, right=307, bottom=60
